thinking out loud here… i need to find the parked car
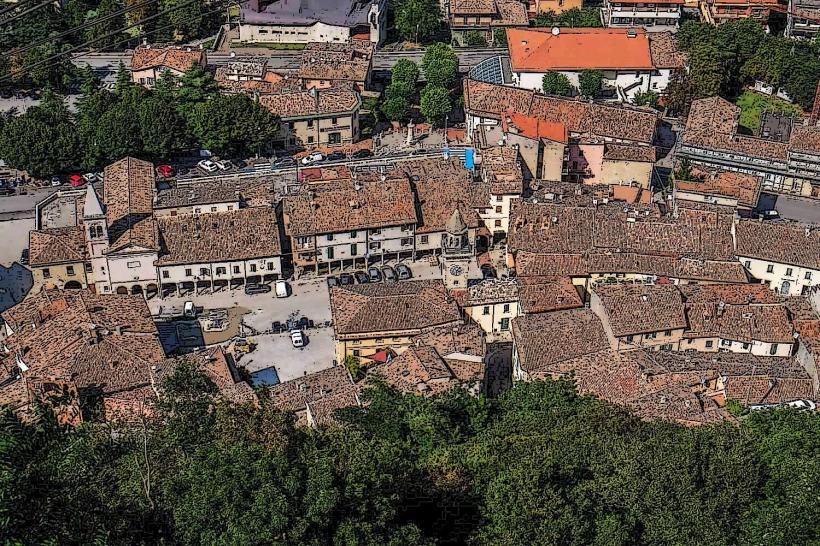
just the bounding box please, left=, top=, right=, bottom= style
left=272, top=156, right=296, bottom=169
left=68, top=174, right=84, bottom=188
left=785, top=399, right=817, bottom=411
left=301, top=152, right=325, bottom=165
left=326, top=151, right=346, bottom=162
left=156, top=164, right=175, bottom=178
left=481, top=264, right=496, bottom=279
left=82, top=173, right=98, bottom=184
left=382, top=265, right=397, bottom=282
left=19, top=249, right=29, bottom=265
left=271, top=320, right=283, bottom=334
left=0, top=187, right=13, bottom=196
left=367, top=267, right=382, bottom=282
left=351, top=149, right=372, bottom=159
left=339, top=272, right=354, bottom=286
left=290, top=330, right=305, bottom=348
left=244, top=283, right=271, bottom=295
left=761, top=209, right=779, bottom=219
left=298, top=316, right=310, bottom=329
left=215, top=159, right=233, bottom=171
left=275, top=280, right=289, bottom=298
left=326, top=276, right=339, bottom=288
left=395, top=264, right=412, bottom=280
left=197, top=159, right=219, bottom=173
left=50, top=176, right=62, bottom=187
left=354, top=271, right=369, bottom=284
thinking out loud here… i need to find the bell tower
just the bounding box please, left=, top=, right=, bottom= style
left=82, top=184, right=108, bottom=258
left=441, top=208, right=472, bottom=289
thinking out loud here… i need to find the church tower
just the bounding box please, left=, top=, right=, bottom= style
left=441, top=208, right=473, bottom=289
left=82, top=184, right=108, bottom=258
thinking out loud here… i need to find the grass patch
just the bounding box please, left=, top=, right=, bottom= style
left=231, top=41, right=306, bottom=50
left=735, top=90, right=802, bottom=133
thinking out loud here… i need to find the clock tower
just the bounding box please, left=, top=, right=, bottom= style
left=441, top=208, right=473, bottom=289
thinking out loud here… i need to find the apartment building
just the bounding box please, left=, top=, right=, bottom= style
left=785, top=0, right=820, bottom=39
left=700, top=0, right=779, bottom=26
left=449, top=0, right=529, bottom=46
left=604, top=0, right=684, bottom=28
left=298, top=40, right=373, bottom=92
left=130, top=45, right=206, bottom=88
left=477, top=145, right=524, bottom=237
left=673, top=168, right=762, bottom=214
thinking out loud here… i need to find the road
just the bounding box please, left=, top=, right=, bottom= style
left=72, top=47, right=506, bottom=79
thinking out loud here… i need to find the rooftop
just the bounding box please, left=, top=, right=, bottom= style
left=299, top=40, right=372, bottom=82
left=131, top=45, right=204, bottom=73
left=592, top=284, right=686, bottom=336
left=28, top=226, right=87, bottom=267
left=241, top=0, right=378, bottom=27
left=684, top=302, right=794, bottom=344
left=735, top=220, right=820, bottom=270
left=265, top=365, right=356, bottom=426
left=258, top=88, right=360, bottom=119
left=479, top=145, right=524, bottom=195
left=102, top=157, right=158, bottom=253
left=675, top=168, right=762, bottom=208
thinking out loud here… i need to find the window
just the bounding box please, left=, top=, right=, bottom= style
left=401, top=238, right=412, bottom=246
left=660, top=344, right=672, bottom=351
left=233, top=266, right=240, bottom=274
left=195, top=208, right=201, bottom=214
left=500, top=317, right=510, bottom=331
left=786, top=267, right=793, bottom=277
left=371, top=228, right=381, bottom=235
left=228, top=205, right=234, bottom=211
left=127, top=261, right=140, bottom=269
left=375, top=338, right=383, bottom=344
left=350, top=244, right=357, bottom=255
left=744, top=260, right=751, bottom=269
left=663, top=330, right=671, bottom=336
left=66, top=265, right=75, bottom=276
left=769, top=343, right=778, bottom=355
left=250, top=264, right=257, bottom=273
left=766, top=264, right=774, bottom=273
left=369, top=241, right=381, bottom=250
left=307, top=136, right=314, bottom=144
left=721, top=339, right=732, bottom=347
left=646, top=332, right=657, bottom=340
left=185, top=268, right=192, bottom=276
left=307, top=120, right=314, bottom=128
left=806, top=271, right=813, bottom=280
left=495, top=206, right=502, bottom=213
left=420, top=235, right=429, bottom=244
left=216, top=267, right=226, bottom=275
left=210, top=207, right=217, bottom=212
left=353, top=349, right=360, bottom=357
left=350, top=231, right=357, bottom=238
left=742, top=343, right=750, bottom=350
left=42, top=268, right=50, bottom=279
left=267, top=262, right=275, bottom=271
left=162, top=270, right=170, bottom=279
left=84, top=263, right=92, bottom=273
left=327, top=247, right=335, bottom=259
left=503, top=303, right=510, bottom=313
left=327, top=234, right=334, bottom=241
left=482, top=306, right=490, bottom=315
left=625, top=335, right=634, bottom=343
left=332, top=117, right=338, bottom=124
left=401, top=224, right=412, bottom=232
left=200, top=268, right=209, bottom=276
left=494, top=220, right=502, bottom=227
left=705, top=340, right=714, bottom=348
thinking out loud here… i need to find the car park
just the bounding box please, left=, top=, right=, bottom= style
left=354, top=271, right=369, bottom=284
left=301, top=152, right=325, bottom=165
left=351, top=149, right=372, bottom=159
left=382, top=265, right=397, bottom=282
left=197, top=159, right=219, bottom=173
left=339, top=273, right=354, bottom=286
left=367, top=267, right=382, bottom=282
left=290, top=330, right=305, bottom=348
left=326, top=151, right=346, bottom=162
left=326, top=276, right=339, bottom=288
left=244, top=283, right=271, bottom=295
left=395, top=264, right=412, bottom=280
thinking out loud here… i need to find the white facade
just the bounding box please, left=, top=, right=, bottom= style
left=464, top=300, right=520, bottom=342
left=682, top=336, right=794, bottom=357
left=153, top=201, right=240, bottom=217
left=315, top=230, right=368, bottom=263
left=368, top=225, right=415, bottom=258
left=478, top=193, right=520, bottom=235
left=739, top=256, right=820, bottom=296
left=158, top=256, right=283, bottom=285
left=514, top=69, right=671, bottom=101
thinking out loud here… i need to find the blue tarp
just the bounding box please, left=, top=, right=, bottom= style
left=464, top=148, right=475, bottom=170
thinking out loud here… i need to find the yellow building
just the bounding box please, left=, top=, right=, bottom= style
left=28, top=226, right=91, bottom=293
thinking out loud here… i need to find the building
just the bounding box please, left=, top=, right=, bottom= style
left=282, top=176, right=417, bottom=276
left=330, top=280, right=462, bottom=363
left=530, top=0, right=583, bottom=15
left=673, top=168, right=762, bottom=214
left=130, top=45, right=206, bottom=87
left=219, top=59, right=269, bottom=81
left=477, top=145, right=525, bottom=237
left=505, top=27, right=678, bottom=101
left=700, top=0, right=779, bottom=26
left=603, top=0, right=684, bottom=29
left=785, top=0, right=820, bottom=39
left=590, top=284, right=687, bottom=351
left=449, top=0, right=529, bottom=46
left=259, top=88, right=361, bottom=149
left=680, top=96, right=820, bottom=198
left=298, top=40, right=373, bottom=92
left=238, top=0, right=387, bottom=45
left=569, top=142, right=656, bottom=188
left=734, top=220, right=820, bottom=296
left=0, top=289, right=166, bottom=423
left=265, top=365, right=359, bottom=427
left=27, top=226, right=90, bottom=292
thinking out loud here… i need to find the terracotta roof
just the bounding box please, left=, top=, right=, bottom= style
left=370, top=345, right=457, bottom=396
left=28, top=226, right=87, bottom=266
left=306, top=387, right=360, bottom=426
left=156, top=207, right=282, bottom=266
left=678, top=283, right=779, bottom=305
left=154, top=178, right=278, bottom=209
left=451, top=0, right=496, bottom=13
left=503, top=112, right=567, bottom=143
left=131, top=45, right=203, bottom=72
left=675, top=168, right=761, bottom=208
left=153, top=347, right=258, bottom=406
left=511, top=309, right=610, bottom=376
left=299, top=41, right=372, bottom=83
left=450, top=0, right=528, bottom=25
left=266, top=365, right=357, bottom=426
left=465, top=79, right=659, bottom=144
left=735, top=220, right=820, bottom=269
left=258, top=88, right=360, bottom=119
left=593, top=284, right=686, bottom=336
left=283, top=177, right=416, bottom=237
left=507, top=27, right=655, bottom=72
left=789, top=124, right=820, bottom=155
left=684, top=302, right=794, bottom=344
left=517, top=276, right=583, bottom=314
left=480, top=145, right=524, bottom=195
left=102, top=157, right=158, bottom=252
left=411, top=322, right=486, bottom=363
left=647, top=31, right=685, bottom=69
left=463, top=278, right=520, bottom=306
left=603, top=144, right=656, bottom=162
left=330, top=280, right=461, bottom=335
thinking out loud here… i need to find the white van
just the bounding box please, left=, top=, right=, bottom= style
left=275, top=280, right=289, bottom=298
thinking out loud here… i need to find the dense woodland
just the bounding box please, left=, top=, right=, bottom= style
left=1, top=365, right=818, bottom=546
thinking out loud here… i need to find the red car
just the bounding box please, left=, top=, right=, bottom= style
left=156, top=164, right=175, bottom=178
left=68, top=174, right=84, bottom=188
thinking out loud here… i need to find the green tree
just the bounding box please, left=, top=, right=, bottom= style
left=138, top=95, right=189, bottom=157
left=395, top=0, right=441, bottom=43
left=633, top=89, right=659, bottom=108
left=392, top=59, right=420, bottom=90
left=185, top=94, right=279, bottom=157
left=420, top=85, right=451, bottom=126
left=578, top=69, right=603, bottom=99
left=464, top=30, right=487, bottom=47
left=422, top=43, right=459, bottom=89
left=114, top=60, right=132, bottom=95
left=382, top=95, right=410, bottom=123
left=83, top=0, right=125, bottom=48
left=541, top=71, right=572, bottom=96
left=493, top=28, right=507, bottom=47
left=533, top=8, right=603, bottom=28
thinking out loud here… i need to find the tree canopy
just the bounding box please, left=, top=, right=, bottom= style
left=1, top=368, right=818, bottom=546
left=542, top=71, right=573, bottom=97
left=394, top=0, right=441, bottom=43
left=578, top=69, right=603, bottom=99
left=533, top=8, right=603, bottom=28
left=422, top=43, right=459, bottom=90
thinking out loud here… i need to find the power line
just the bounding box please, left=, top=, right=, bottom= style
left=0, top=0, right=38, bottom=18
left=0, top=0, right=53, bottom=26
left=1, top=0, right=238, bottom=83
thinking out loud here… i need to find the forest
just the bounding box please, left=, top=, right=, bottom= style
left=1, top=365, right=818, bottom=546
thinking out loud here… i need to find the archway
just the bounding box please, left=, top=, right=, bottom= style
left=116, top=286, right=128, bottom=295
left=64, top=281, right=82, bottom=289
left=130, top=285, right=144, bottom=295
left=145, top=284, right=158, bottom=299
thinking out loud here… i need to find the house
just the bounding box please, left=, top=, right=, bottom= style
left=219, top=59, right=269, bottom=81
left=152, top=178, right=276, bottom=217
left=449, top=0, right=529, bottom=46
left=238, top=0, right=387, bottom=45
left=477, top=145, right=524, bottom=237
left=369, top=323, right=487, bottom=396
left=259, top=87, right=361, bottom=149
left=700, top=0, right=780, bottom=26
left=27, top=226, right=90, bottom=292
left=0, top=288, right=166, bottom=424
left=680, top=284, right=795, bottom=357
left=505, top=27, right=678, bottom=101
left=298, top=40, right=373, bottom=92
left=155, top=207, right=283, bottom=297
left=785, top=0, right=820, bottom=39
left=603, top=0, right=684, bottom=29
left=673, top=168, right=762, bottom=214
left=590, top=284, right=687, bottom=351
left=130, top=45, right=206, bottom=87
left=734, top=219, right=820, bottom=296
left=679, top=96, right=820, bottom=198
left=329, top=280, right=462, bottom=363
left=265, top=365, right=359, bottom=427
left=282, top=175, right=417, bottom=276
